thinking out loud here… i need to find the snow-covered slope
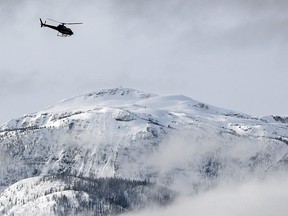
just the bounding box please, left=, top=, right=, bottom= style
left=1, top=87, right=288, bottom=215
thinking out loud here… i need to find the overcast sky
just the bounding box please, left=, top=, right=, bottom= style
left=1, top=0, right=288, bottom=124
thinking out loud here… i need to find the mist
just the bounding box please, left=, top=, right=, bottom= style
left=123, top=175, right=288, bottom=216
left=122, top=126, right=288, bottom=216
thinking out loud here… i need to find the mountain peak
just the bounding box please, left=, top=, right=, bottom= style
left=42, top=87, right=155, bottom=113
left=85, top=87, right=155, bottom=99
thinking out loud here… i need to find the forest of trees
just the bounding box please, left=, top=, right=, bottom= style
left=40, top=175, right=176, bottom=216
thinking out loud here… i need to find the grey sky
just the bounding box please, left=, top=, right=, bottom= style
left=1, top=0, right=288, bottom=124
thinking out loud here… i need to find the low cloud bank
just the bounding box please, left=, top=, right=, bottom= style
left=146, top=126, right=288, bottom=193
left=123, top=174, right=288, bottom=216
left=124, top=126, right=288, bottom=215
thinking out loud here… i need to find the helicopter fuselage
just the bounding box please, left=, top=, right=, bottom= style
left=42, top=23, right=73, bottom=36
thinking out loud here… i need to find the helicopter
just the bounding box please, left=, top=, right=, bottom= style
left=40, top=18, right=83, bottom=37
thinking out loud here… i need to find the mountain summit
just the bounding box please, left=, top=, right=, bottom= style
left=1, top=87, right=288, bottom=215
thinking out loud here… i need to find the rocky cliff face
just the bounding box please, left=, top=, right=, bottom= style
left=1, top=88, right=288, bottom=215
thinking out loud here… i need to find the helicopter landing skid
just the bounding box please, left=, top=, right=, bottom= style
left=57, top=33, right=71, bottom=37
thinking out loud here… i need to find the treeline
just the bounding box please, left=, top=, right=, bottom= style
left=40, top=175, right=176, bottom=216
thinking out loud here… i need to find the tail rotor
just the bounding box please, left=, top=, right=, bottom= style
left=39, top=18, right=46, bottom=27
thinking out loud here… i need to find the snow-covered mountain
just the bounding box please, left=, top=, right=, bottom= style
left=1, top=87, right=288, bottom=215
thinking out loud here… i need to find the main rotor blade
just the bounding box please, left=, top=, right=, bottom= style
left=47, top=18, right=63, bottom=24
left=64, top=22, right=83, bottom=25
left=47, top=18, right=82, bottom=25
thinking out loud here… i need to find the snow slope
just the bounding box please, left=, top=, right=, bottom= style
left=1, top=87, right=288, bottom=215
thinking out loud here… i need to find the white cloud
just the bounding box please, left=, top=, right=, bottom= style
left=145, top=126, right=287, bottom=193
left=123, top=174, right=288, bottom=216
left=125, top=125, right=288, bottom=216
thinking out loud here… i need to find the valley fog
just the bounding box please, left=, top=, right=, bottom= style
left=123, top=174, right=288, bottom=216
left=123, top=128, right=288, bottom=216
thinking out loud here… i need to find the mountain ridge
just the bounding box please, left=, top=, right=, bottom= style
left=1, top=87, right=288, bottom=215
